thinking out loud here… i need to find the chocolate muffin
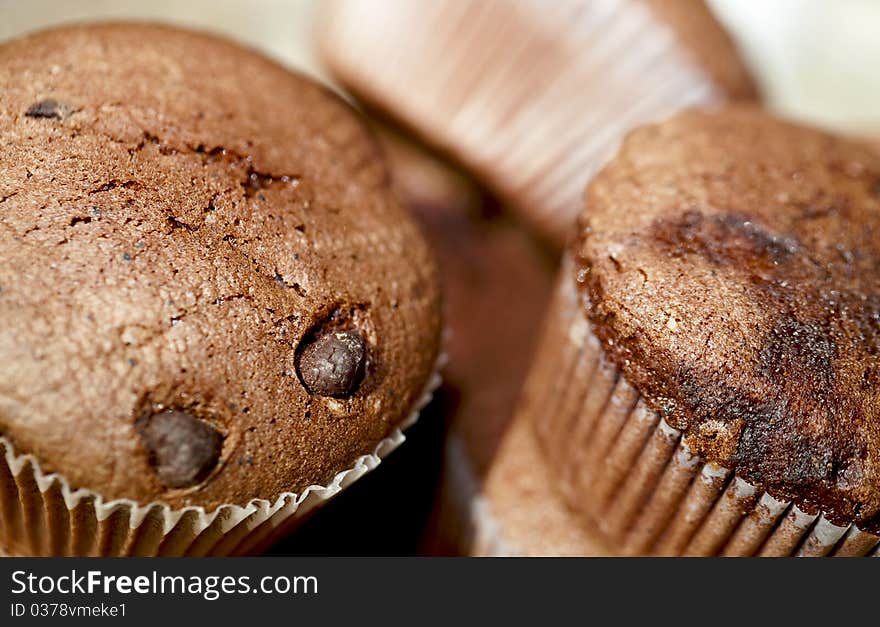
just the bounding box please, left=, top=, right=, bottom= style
left=318, top=0, right=758, bottom=245
left=0, top=23, right=441, bottom=556
left=523, top=106, right=880, bottom=556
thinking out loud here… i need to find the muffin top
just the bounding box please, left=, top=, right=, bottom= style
left=0, top=23, right=441, bottom=510
left=575, top=106, right=880, bottom=531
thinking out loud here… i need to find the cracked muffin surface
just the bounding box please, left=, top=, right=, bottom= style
left=574, top=106, right=880, bottom=531
left=0, top=23, right=441, bottom=509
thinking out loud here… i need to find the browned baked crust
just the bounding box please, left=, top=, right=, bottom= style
left=574, top=106, right=880, bottom=531
left=0, top=23, right=441, bottom=509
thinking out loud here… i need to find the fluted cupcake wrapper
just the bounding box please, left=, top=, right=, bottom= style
left=437, top=424, right=610, bottom=557
left=0, top=362, right=442, bottom=557
left=320, top=0, right=728, bottom=244
left=525, top=257, right=880, bottom=556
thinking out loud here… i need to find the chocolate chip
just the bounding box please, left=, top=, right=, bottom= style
left=137, top=410, right=223, bottom=488
left=24, top=99, right=65, bottom=119
left=296, top=330, right=367, bottom=397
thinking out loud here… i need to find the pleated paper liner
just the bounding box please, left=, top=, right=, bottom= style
left=0, top=366, right=441, bottom=557
left=319, top=0, right=750, bottom=244
left=526, top=257, right=880, bottom=556
left=439, top=429, right=610, bottom=557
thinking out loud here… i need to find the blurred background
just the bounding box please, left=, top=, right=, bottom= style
left=2, top=0, right=880, bottom=135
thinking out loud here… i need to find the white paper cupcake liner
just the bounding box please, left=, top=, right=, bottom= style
left=525, top=257, right=880, bottom=556
left=319, top=0, right=739, bottom=243
left=0, top=361, right=443, bottom=557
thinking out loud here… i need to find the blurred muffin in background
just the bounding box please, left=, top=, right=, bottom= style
left=369, top=123, right=562, bottom=554
left=318, top=0, right=758, bottom=245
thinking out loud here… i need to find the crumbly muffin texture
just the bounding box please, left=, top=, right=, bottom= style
left=0, top=23, right=441, bottom=509
left=575, top=106, right=880, bottom=531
